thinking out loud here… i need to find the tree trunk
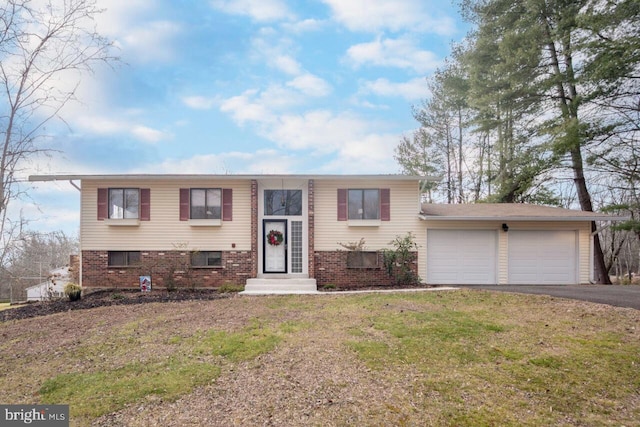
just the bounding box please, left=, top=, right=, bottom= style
left=457, top=107, right=464, bottom=203
left=571, top=147, right=612, bottom=283
left=542, top=14, right=611, bottom=284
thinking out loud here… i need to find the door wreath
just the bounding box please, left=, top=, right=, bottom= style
left=267, top=229, right=284, bottom=246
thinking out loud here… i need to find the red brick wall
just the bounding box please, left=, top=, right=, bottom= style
left=81, top=250, right=253, bottom=289
left=313, top=250, right=419, bottom=288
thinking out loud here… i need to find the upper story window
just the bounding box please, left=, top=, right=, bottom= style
left=180, top=188, right=232, bottom=222
left=348, top=189, right=380, bottom=220
left=98, top=188, right=149, bottom=222
left=264, top=190, right=302, bottom=216
left=337, top=188, right=390, bottom=223
left=109, top=189, right=139, bottom=219
left=190, top=189, right=221, bottom=219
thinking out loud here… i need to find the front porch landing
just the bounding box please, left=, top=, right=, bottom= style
left=242, top=277, right=319, bottom=295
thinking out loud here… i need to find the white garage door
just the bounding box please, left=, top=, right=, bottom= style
left=508, top=230, right=577, bottom=284
left=427, top=229, right=497, bottom=285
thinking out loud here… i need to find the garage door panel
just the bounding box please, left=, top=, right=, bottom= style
left=508, top=231, right=577, bottom=285
left=427, top=229, right=497, bottom=285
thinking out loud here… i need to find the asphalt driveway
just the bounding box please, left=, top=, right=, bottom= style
left=459, top=285, right=640, bottom=310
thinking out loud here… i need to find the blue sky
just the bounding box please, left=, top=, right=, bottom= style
left=25, top=0, right=469, bottom=235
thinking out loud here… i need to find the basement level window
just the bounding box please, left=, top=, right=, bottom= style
left=108, top=251, right=141, bottom=267
left=191, top=251, right=222, bottom=267
left=347, top=251, right=379, bottom=269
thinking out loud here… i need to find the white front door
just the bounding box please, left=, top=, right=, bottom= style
left=264, top=219, right=287, bottom=273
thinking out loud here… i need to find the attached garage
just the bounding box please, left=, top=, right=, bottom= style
left=508, top=230, right=577, bottom=284
left=427, top=229, right=497, bottom=285
left=420, top=203, right=625, bottom=285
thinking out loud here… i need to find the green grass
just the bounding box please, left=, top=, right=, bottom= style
left=347, top=309, right=508, bottom=368
left=37, top=317, right=304, bottom=423
left=39, top=358, right=220, bottom=419
left=340, top=292, right=640, bottom=425
left=192, top=318, right=286, bottom=361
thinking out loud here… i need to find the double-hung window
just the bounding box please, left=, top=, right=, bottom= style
left=98, top=188, right=149, bottom=222
left=337, top=188, right=390, bottom=224
left=348, top=189, right=380, bottom=220
left=109, top=189, right=139, bottom=219
left=190, top=189, right=221, bottom=219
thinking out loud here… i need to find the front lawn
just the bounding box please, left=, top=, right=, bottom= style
left=0, top=289, right=638, bottom=426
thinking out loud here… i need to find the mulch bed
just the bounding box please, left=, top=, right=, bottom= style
left=2, top=284, right=436, bottom=322
left=0, top=289, right=231, bottom=322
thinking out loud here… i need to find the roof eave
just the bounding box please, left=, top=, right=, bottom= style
left=419, top=214, right=629, bottom=222
left=29, top=173, right=440, bottom=182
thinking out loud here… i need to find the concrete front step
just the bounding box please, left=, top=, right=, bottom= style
left=241, top=278, right=319, bottom=295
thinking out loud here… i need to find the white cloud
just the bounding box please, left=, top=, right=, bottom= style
left=218, top=84, right=403, bottom=173
left=118, top=20, right=182, bottom=64
left=220, top=84, right=317, bottom=125
left=273, top=55, right=303, bottom=75
left=131, top=126, right=169, bottom=143
left=322, top=0, right=456, bottom=35
left=346, top=37, right=441, bottom=73
left=282, top=18, right=325, bottom=33
left=13, top=199, right=80, bottom=235
left=360, top=77, right=429, bottom=101
left=70, top=109, right=169, bottom=143
left=323, top=133, right=400, bottom=174
left=270, top=110, right=369, bottom=153
left=287, top=74, right=332, bottom=97
left=74, top=114, right=126, bottom=135
left=139, top=150, right=297, bottom=174
left=220, top=89, right=277, bottom=125
left=96, top=0, right=182, bottom=64
left=96, top=0, right=159, bottom=34
left=210, top=0, right=293, bottom=22
left=182, top=96, right=217, bottom=110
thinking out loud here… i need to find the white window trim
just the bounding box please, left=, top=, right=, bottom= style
left=188, top=219, right=222, bottom=227
left=105, top=218, right=140, bottom=227
left=347, top=219, right=381, bottom=227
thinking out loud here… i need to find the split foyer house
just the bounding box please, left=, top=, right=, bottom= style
left=29, top=174, right=621, bottom=292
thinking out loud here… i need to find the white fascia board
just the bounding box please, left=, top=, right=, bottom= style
left=419, top=214, right=629, bottom=222
left=30, top=173, right=439, bottom=182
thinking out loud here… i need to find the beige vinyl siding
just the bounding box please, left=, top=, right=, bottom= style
left=314, top=180, right=426, bottom=276
left=81, top=179, right=252, bottom=251
left=423, top=220, right=592, bottom=284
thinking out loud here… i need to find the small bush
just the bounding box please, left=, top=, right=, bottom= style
left=382, top=232, right=421, bottom=286
left=322, top=283, right=337, bottom=290
left=218, top=283, right=244, bottom=293
left=64, top=283, right=82, bottom=301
